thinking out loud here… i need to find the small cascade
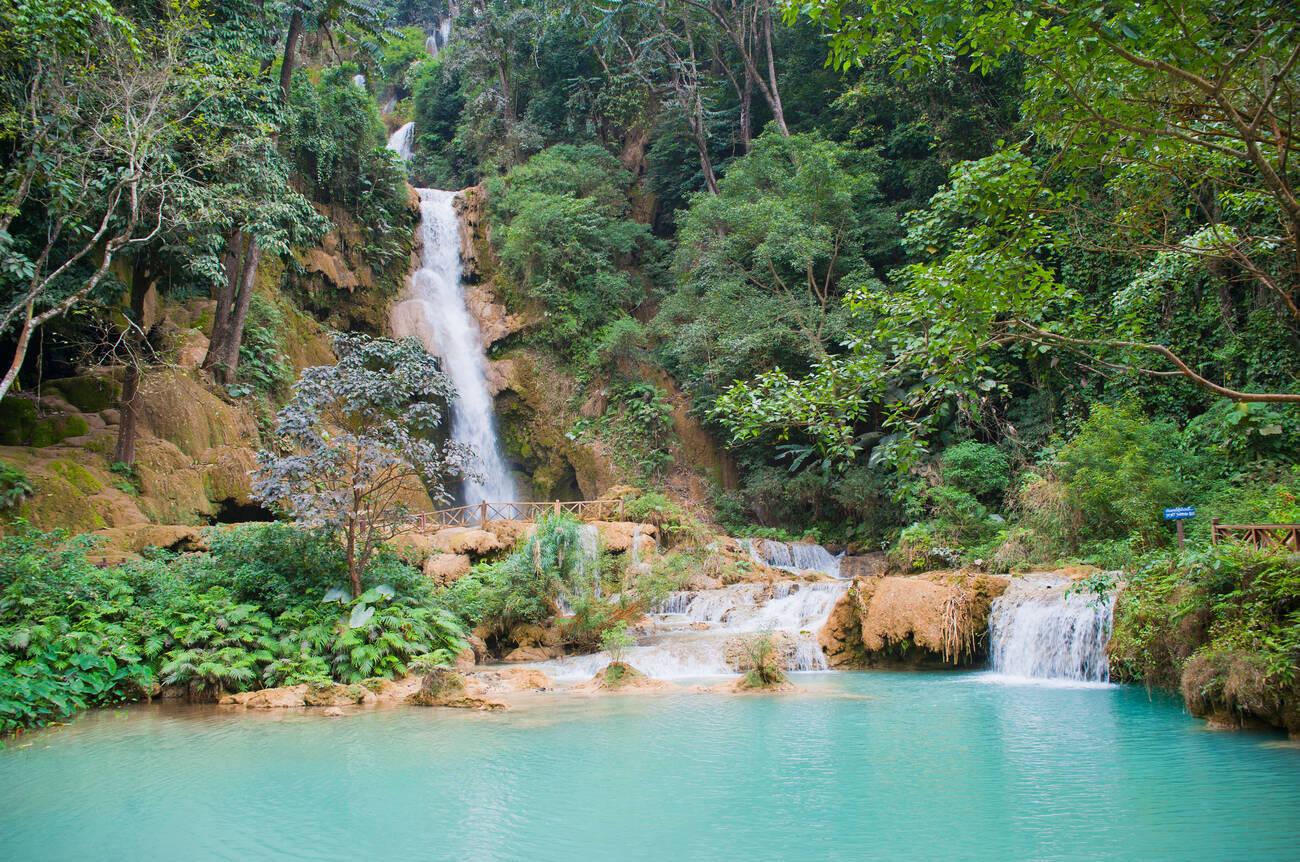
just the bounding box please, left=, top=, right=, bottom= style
left=426, top=16, right=453, bottom=55
left=387, top=122, right=415, bottom=162
left=578, top=525, right=601, bottom=598
left=987, top=576, right=1115, bottom=683
left=533, top=579, right=847, bottom=680
left=628, top=525, right=656, bottom=568
left=743, top=538, right=844, bottom=579
left=388, top=187, right=517, bottom=505
left=352, top=73, right=366, bottom=89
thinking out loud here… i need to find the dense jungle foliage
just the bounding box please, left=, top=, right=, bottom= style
left=1, top=0, right=1299, bottom=731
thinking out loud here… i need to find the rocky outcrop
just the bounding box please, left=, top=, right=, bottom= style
left=574, top=662, right=674, bottom=693
left=590, top=520, right=658, bottom=553
left=219, top=667, right=554, bottom=713
left=494, top=349, right=622, bottom=500
left=424, top=553, right=472, bottom=584
left=819, top=572, right=1010, bottom=668
left=406, top=670, right=506, bottom=710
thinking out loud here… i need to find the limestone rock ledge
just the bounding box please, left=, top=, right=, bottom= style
left=819, top=572, right=1010, bottom=668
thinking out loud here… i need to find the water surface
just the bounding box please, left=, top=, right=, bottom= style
left=3, top=672, right=1298, bottom=861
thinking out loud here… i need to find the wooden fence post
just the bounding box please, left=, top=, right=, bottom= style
left=479, top=501, right=488, bottom=529
left=1211, top=518, right=1220, bottom=545
left=553, top=499, right=561, bottom=517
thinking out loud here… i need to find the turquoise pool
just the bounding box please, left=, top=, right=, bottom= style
left=3, top=672, right=1298, bottom=861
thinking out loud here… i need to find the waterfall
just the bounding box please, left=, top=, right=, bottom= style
left=531, top=579, right=847, bottom=680
left=743, top=538, right=844, bottom=579
left=987, top=576, right=1115, bottom=683
left=578, top=525, right=601, bottom=598
left=389, top=188, right=517, bottom=505
left=387, top=122, right=415, bottom=162
left=352, top=73, right=366, bottom=89
left=426, top=16, right=453, bottom=55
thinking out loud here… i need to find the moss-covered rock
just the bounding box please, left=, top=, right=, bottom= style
left=136, top=368, right=259, bottom=458
left=47, top=459, right=104, bottom=494
left=0, top=398, right=91, bottom=447
left=49, top=374, right=121, bottom=413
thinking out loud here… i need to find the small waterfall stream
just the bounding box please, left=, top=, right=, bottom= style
left=534, top=579, right=848, bottom=680
left=987, top=576, right=1115, bottom=683
left=742, top=538, right=844, bottom=579
left=387, top=122, right=415, bottom=161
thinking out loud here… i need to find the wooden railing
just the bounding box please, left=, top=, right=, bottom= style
left=1211, top=519, right=1300, bottom=552
left=406, top=499, right=625, bottom=531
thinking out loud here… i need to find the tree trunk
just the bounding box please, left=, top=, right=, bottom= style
left=346, top=519, right=362, bottom=598
left=0, top=302, right=35, bottom=402
left=219, top=239, right=262, bottom=382
left=759, top=5, right=788, bottom=135
left=202, top=227, right=262, bottom=385
left=113, top=256, right=154, bottom=466
left=279, top=10, right=303, bottom=104
left=739, top=66, right=754, bottom=151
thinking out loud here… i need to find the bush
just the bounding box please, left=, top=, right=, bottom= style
left=1058, top=402, right=1198, bottom=547
left=1110, top=544, right=1300, bottom=731
left=0, top=525, right=465, bottom=734
left=0, top=461, right=32, bottom=510
left=940, top=441, right=1010, bottom=499
left=737, top=633, right=787, bottom=690
left=488, top=144, right=657, bottom=353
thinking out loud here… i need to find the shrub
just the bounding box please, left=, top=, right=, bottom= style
left=600, top=621, right=635, bottom=664
left=940, top=441, right=1010, bottom=499
left=0, top=461, right=32, bottom=510
left=148, top=588, right=275, bottom=700
left=1058, top=402, right=1198, bottom=547
left=737, top=633, right=787, bottom=690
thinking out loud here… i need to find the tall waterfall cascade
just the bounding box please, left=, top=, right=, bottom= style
left=987, top=575, right=1115, bottom=683
left=387, top=181, right=517, bottom=505
left=533, top=579, right=848, bottom=680
left=742, top=538, right=845, bottom=579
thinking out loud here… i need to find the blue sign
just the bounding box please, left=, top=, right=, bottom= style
left=1163, top=506, right=1196, bottom=520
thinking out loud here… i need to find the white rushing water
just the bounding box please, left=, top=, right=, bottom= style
left=743, top=538, right=844, bottom=579
left=426, top=17, right=452, bottom=56
left=352, top=73, right=366, bottom=89
left=534, top=579, right=848, bottom=680
left=389, top=188, right=517, bottom=505
left=987, top=575, right=1115, bottom=683
left=387, top=122, right=415, bottom=162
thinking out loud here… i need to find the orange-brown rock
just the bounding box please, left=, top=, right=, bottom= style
left=819, top=572, right=1010, bottom=668
left=424, top=552, right=472, bottom=584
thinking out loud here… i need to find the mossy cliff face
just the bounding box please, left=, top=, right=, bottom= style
left=1, top=367, right=262, bottom=533
left=289, top=200, right=417, bottom=336
left=491, top=349, right=621, bottom=500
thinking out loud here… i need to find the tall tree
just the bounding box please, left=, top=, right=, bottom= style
left=253, top=334, right=473, bottom=597
left=0, top=6, right=188, bottom=402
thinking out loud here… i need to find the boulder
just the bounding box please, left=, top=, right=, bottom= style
left=590, top=521, right=658, bottom=553
left=92, top=524, right=206, bottom=555
left=502, top=646, right=561, bottom=663
left=507, top=623, right=562, bottom=649
left=423, top=552, right=472, bottom=584
left=465, top=667, right=554, bottom=694
left=405, top=669, right=507, bottom=711
left=573, top=662, right=673, bottom=693
left=428, top=527, right=506, bottom=556
left=220, top=685, right=309, bottom=709
left=303, top=683, right=370, bottom=707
